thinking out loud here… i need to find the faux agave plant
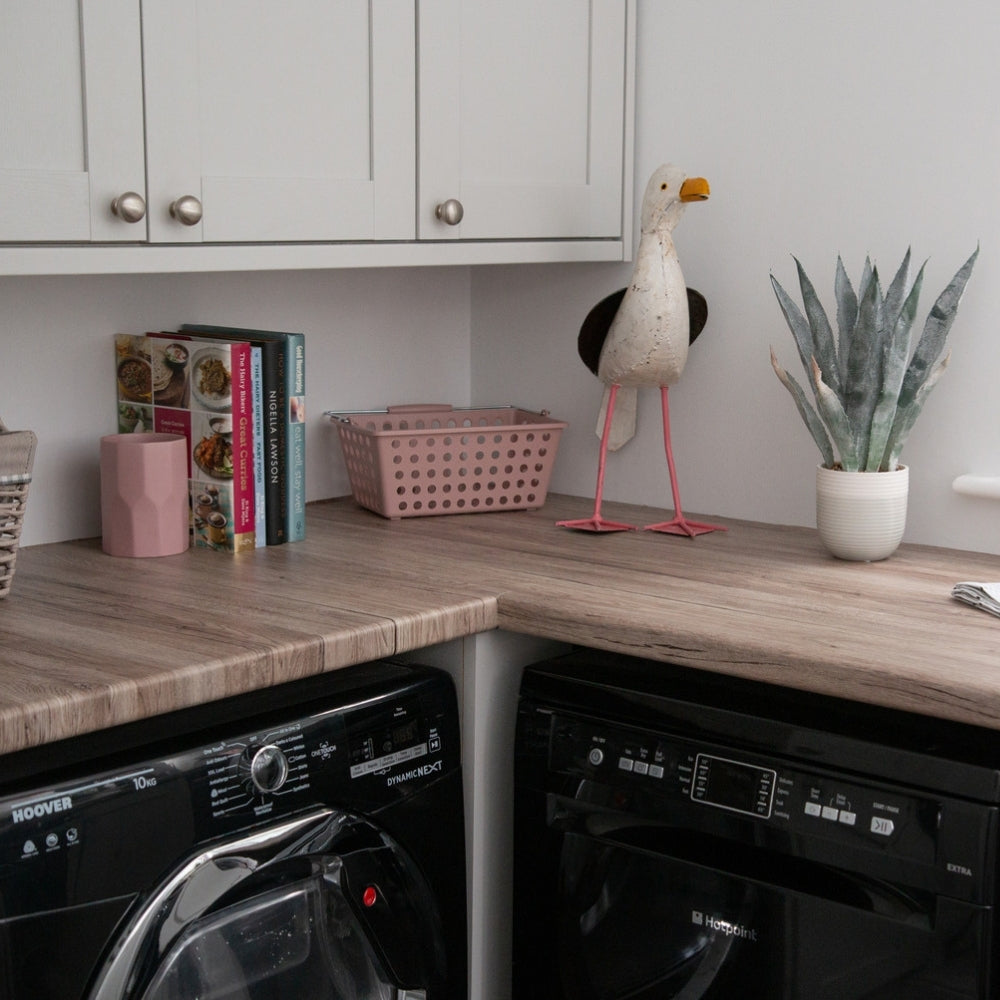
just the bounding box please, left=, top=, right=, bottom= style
left=769, top=246, right=978, bottom=472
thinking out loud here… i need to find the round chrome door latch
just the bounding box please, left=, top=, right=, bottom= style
left=110, top=191, right=147, bottom=223
left=248, top=744, right=290, bottom=794
left=169, top=195, right=203, bottom=226
left=435, top=198, right=464, bottom=225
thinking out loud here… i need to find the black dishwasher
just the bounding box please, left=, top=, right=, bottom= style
left=513, top=648, right=1000, bottom=999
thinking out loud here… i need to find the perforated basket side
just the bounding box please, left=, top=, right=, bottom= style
left=0, top=423, right=36, bottom=597
left=336, top=421, right=391, bottom=516
left=0, top=480, right=30, bottom=598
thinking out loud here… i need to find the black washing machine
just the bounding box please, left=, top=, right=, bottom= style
left=0, top=659, right=466, bottom=1000
left=514, top=648, right=1000, bottom=999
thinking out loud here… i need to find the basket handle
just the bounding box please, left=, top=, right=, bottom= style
left=386, top=404, right=454, bottom=413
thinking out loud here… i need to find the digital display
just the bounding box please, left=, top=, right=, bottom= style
left=347, top=700, right=428, bottom=779
left=691, top=753, right=775, bottom=818
left=391, top=718, right=419, bottom=749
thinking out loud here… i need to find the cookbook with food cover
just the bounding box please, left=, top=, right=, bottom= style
left=181, top=324, right=305, bottom=543
left=114, top=333, right=257, bottom=552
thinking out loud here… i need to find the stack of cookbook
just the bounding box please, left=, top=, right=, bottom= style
left=113, top=325, right=305, bottom=552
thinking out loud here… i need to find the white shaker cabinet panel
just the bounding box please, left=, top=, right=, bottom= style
left=1, top=0, right=634, bottom=269
left=418, top=0, right=629, bottom=242
left=0, top=1, right=146, bottom=243
left=141, top=0, right=415, bottom=243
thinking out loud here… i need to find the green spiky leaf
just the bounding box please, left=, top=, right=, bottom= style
left=770, top=348, right=835, bottom=468
left=810, top=358, right=859, bottom=470
left=795, top=257, right=841, bottom=398
left=882, top=247, right=912, bottom=330
left=770, top=274, right=818, bottom=392
left=896, top=245, right=979, bottom=414
left=883, top=353, right=951, bottom=470
left=834, top=256, right=857, bottom=385
left=842, top=271, right=885, bottom=463
left=865, top=261, right=925, bottom=470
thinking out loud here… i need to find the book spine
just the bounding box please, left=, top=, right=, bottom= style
left=285, top=334, right=306, bottom=542
left=250, top=347, right=265, bottom=548
left=263, top=342, right=286, bottom=545
left=230, top=344, right=256, bottom=551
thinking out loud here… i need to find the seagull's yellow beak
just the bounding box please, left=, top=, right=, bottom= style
left=679, top=177, right=710, bottom=202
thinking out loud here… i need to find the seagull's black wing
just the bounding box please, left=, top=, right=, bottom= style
left=578, top=288, right=626, bottom=374
left=688, top=288, right=708, bottom=344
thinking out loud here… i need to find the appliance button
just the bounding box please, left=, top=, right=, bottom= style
left=871, top=816, right=895, bottom=837
left=648, top=764, right=664, bottom=779
left=821, top=805, right=839, bottom=821
left=587, top=748, right=605, bottom=767
left=633, top=761, right=649, bottom=775
left=618, top=757, right=635, bottom=772
left=804, top=802, right=822, bottom=817
left=839, top=810, right=857, bottom=826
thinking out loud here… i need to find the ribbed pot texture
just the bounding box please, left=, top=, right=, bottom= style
left=816, top=464, right=909, bottom=561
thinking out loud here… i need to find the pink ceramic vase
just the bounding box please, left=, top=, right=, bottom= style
left=100, top=433, right=189, bottom=557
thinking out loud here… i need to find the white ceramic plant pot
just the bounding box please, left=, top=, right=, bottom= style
left=815, top=465, right=909, bottom=561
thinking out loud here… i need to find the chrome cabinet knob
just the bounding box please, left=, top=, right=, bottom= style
left=110, top=191, right=146, bottom=223
left=435, top=198, right=464, bottom=226
left=169, top=195, right=203, bottom=226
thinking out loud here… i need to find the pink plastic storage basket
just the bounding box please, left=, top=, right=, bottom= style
left=327, top=404, right=567, bottom=518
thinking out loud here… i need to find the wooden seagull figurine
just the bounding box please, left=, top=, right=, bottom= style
left=557, top=163, right=726, bottom=536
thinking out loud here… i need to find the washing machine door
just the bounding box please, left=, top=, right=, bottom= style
left=87, top=809, right=443, bottom=1000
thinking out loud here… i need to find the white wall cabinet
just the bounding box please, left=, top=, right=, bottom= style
left=0, top=0, right=634, bottom=273
left=419, top=0, right=629, bottom=243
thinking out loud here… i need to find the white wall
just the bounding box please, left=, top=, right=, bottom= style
left=472, top=0, right=1000, bottom=555
left=2, top=268, right=471, bottom=546
left=4, top=0, right=999, bottom=556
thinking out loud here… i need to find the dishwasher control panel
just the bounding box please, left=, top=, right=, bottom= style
left=544, top=712, right=974, bottom=872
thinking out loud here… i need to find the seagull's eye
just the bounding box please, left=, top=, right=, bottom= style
left=660, top=183, right=668, bottom=190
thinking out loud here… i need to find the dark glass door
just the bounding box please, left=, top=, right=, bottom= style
left=550, top=832, right=988, bottom=999
left=89, top=810, right=445, bottom=1000
left=139, top=869, right=397, bottom=1000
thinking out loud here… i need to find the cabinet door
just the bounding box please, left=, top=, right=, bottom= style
left=141, top=0, right=415, bottom=244
left=418, top=0, right=628, bottom=242
left=0, top=1, right=146, bottom=243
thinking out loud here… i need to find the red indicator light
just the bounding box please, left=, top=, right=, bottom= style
left=363, top=886, right=378, bottom=908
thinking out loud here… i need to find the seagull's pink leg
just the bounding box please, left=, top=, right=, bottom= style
left=557, top=384, right=637, bottom=532
left=644, top=386, right=727, bottom=537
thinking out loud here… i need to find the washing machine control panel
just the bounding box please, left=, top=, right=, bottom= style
left=194, top=690, right=451, bottom=829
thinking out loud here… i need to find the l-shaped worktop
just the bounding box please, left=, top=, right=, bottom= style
left=1, top=494, right=999, bottom=755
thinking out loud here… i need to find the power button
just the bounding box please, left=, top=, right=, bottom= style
left=587, top=747, right=605, bottom=766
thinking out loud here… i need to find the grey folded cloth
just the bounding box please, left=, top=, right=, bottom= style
left=952, top=582, right=1000, bottom=619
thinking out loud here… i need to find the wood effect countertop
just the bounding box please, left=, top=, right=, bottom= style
left=0, top=494, right=998, bottom=754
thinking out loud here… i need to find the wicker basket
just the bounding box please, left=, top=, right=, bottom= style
left=0, top=420, right=37, bottom=598
left=327, top=404, right=567, bottom=518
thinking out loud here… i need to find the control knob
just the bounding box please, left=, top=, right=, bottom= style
left=246, top=744, right=290, bottom=795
